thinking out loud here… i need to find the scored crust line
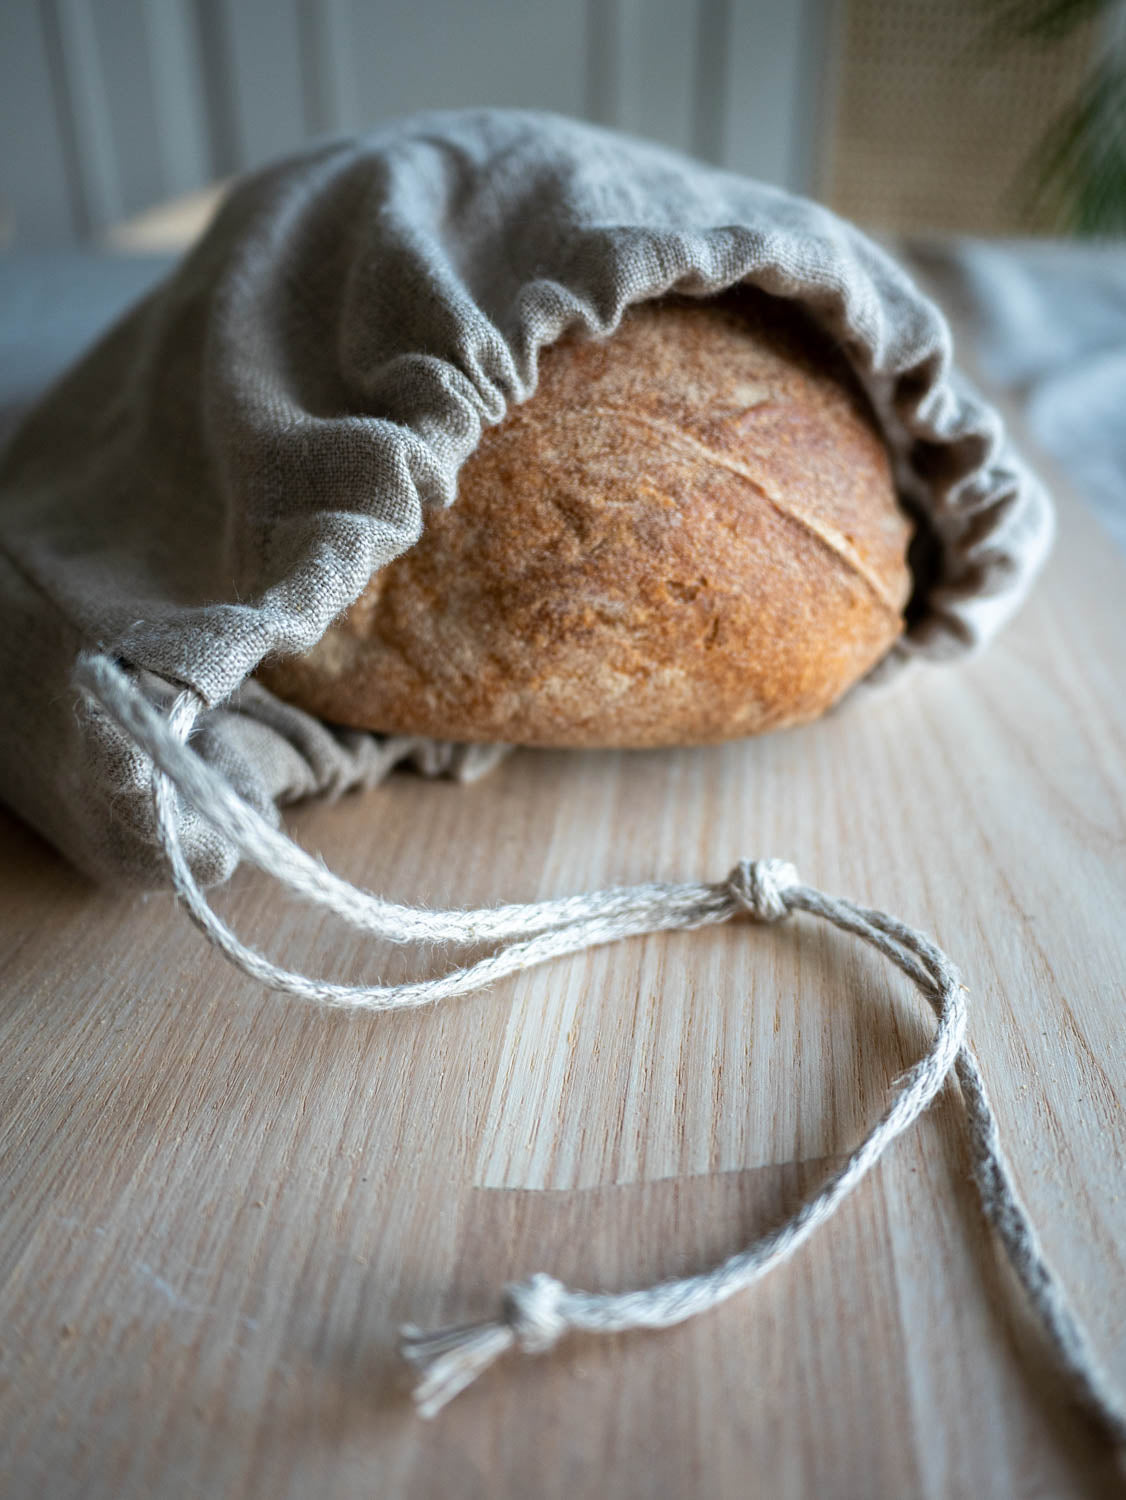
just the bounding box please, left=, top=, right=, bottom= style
left=574, top=404, right=907, bottom=617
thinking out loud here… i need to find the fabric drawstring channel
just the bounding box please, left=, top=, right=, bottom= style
left=74, top=652, right=1126, bottom=1448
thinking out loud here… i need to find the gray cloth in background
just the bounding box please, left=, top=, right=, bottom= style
left=0, top=109, right=1054, bottom=888
left=915, top=238, right=1126, bottom=556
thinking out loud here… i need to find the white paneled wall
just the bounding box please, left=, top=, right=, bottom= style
left=0, top=0, right=829, bottom=246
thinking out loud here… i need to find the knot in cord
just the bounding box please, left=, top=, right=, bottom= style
left=727, top=858, right=800, bottom=923
left=502, top=1274, right=570, bottom=1355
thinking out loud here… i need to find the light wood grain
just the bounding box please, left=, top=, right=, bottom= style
left=1, top=290, right=1125, bottom=1500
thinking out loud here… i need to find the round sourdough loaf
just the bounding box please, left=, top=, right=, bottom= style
left=257, top=290, right=913, bottom=748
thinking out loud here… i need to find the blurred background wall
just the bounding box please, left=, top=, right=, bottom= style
left=0, top=0, right=1108, bottom=248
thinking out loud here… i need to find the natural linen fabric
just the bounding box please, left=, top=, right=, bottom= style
left=0, top=107, right=1051, bottom=887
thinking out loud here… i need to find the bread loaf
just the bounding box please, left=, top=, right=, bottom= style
left=257, top=290, right=913, bottom=747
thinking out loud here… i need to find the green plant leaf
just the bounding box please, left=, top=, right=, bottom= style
left=1013, top=56, right=1126, bottom=233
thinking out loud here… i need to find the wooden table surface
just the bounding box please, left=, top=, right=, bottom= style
left=1, top=261, right=1124, bottom=1499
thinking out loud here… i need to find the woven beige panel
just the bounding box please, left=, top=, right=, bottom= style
left=823, top=0, right=1099, bottom=235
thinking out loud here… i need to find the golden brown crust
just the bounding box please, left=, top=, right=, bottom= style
left=257, top=290, right=912, bottom=748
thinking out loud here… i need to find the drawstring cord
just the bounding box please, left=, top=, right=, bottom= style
left=74, top=652, right=1126, bottom=1445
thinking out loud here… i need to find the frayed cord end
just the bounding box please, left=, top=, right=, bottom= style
left=401, top=1320, right=517, bottom=1419
left=400, top=1272, right=570, bottom=1418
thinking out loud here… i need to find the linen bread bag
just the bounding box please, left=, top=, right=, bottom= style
left=3, top=110, right=1119, bottom=1437
left=0, top=107, right=1052, bottom=893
